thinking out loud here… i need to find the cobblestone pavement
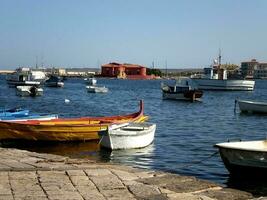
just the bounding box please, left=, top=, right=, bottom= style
left=0, top=147, right=257, bottom=200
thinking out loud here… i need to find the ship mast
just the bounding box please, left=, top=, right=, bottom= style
left=218, top=48, right=222, bottom=69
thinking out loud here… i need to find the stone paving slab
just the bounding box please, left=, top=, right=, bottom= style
left=0, top=147, right=255, bottom=200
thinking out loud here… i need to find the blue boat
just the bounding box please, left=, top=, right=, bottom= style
left=0, top=114, right=58, bottom=121
left=0, top=108, right=29, bottom=118
left=0, top=108, right=58, bottom=121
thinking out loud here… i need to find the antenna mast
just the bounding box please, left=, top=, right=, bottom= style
left=218, top=49, right=222, bottom=69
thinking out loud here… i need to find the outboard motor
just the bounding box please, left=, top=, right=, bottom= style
left=30, top=86, right=38, bottom=97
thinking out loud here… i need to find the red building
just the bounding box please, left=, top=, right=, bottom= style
left=101, top=62, right=156, bottom=79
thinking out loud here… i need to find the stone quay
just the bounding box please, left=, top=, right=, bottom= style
left=0, top=147, right=258, bottom=200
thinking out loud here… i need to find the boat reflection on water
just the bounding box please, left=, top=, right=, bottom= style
left=0, top=140, right=101, bottom=161
left=100, top=144, right=156, bottom=169
left=0, top=140, right=156, bottom=168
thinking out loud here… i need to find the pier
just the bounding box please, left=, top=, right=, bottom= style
left=0, top=147, right=254, bottom=200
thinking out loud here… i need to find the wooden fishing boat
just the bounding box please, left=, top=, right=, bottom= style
left=99, top=122, right=156, bottom=150
left=215, top=140, right=267, bottom=177
left=236, top=99, right=267, bottom=114
left=0, top=100, right=148, bottom=141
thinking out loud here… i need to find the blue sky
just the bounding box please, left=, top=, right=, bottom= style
left=0, top=0, right=267, bottom=69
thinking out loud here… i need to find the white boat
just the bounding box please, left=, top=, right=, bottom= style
left=6, top=67, right=46, bottom=87
left=161, top=78, right=203, bottom=101
left=86, top=85, right=108, bottom=93
left=85, top=77, right=97, bottom=85
left=237, top=100, right=267, bottom=113
left=16, top=86, right=43, bottom=97
left=99, top=122, right=156, bottom=150
left=191, top=52, right=255, bottom=91
left=215, top=140, right=267, bottom=177
left=192, top=79, right=255, bottom=91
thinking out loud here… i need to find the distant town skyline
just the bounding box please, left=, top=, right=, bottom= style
left=1, top=0, right=267, bottom=69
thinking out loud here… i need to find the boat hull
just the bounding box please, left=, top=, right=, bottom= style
left=238, top=100, right=267, bottom=113
left=192, top=79, right=255, bottom=91
left=86, top=86, right=108, bottom=93
left=0, top=114, right=58, bottom=122
left=0, top=109, right=29, bottom=118
left=215, top=140, right=267, bottom=177
left=0, top=100, right=147, bottom=141
left=16, top=86, right=43, bottom=97
left=162, top=90, right=203, bottom=101
left=45, top=82, right=64, bottom=87
left=99, top=123, right=156, bottom=150
left=7, top=80, right=41, bottom=87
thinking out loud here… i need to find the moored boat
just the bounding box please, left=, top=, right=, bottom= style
left=85, top=77, right=97, bottom=85
left=0, top=100, right=148, bottom=141
left=215, top=140, right=267, bottom=177
left=99, top=122, right=156, bottom=150
left=192, top=79, right=255, bottom=91
left=236, top=99, right=267, bottom=114
left=0, top=108, right=29, bottom=118
left=161, top=78, right=203, bottom=101
left=191, top=51, right=255, bottom=91
left=45, top=75, right=64, bottom=87
left=16, top=86, right=43, bottom=97
left=86, top=85, right=108, bottom=93
left=0, top=114, right=58, bottom=121
left=6, top=67, right=45, bottom=87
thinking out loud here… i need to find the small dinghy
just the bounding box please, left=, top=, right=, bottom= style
left=99, top=122, right=156, bottom=150
left=236, top=99, right=267, bottom=114
left=0, top=108, right=29, bottom=118
left=215, top=140, right=267, bottom=177
left=1, top=114, right=58, bottom=121
left=86, top=85, right=108, bottom=93
left=16, top=86, right=43, bottom=97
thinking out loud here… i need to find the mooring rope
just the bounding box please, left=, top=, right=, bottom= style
left=176, top=151, right=219, bottom=170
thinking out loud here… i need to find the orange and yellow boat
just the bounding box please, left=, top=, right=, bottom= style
left=0, top=100, right=148, bottom=141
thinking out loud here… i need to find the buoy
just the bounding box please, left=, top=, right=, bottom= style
left=65, top=99, right=70, bottom=103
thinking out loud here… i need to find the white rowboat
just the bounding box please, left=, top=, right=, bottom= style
left=237, top=100, right=267, bottom=113
left=99, top=122, right=156, bottom=150
left=215, top=140, right=267, bottom=177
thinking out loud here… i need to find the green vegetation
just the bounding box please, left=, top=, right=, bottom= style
left=146, top=68, right=162, bottom=77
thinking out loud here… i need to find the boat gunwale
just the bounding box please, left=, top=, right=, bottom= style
left=215, top=140, right=267, bottom=153
left=238, top=100, right=267, bottom=107
left=0, top=100, right=145, bottom=126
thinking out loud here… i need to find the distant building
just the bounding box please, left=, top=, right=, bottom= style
left=101, top=62, right=157, bottom=79
left=241, top=59, right=258, bottom=78
left=241, top=59, right=267, bottom=78
left=254, top=62, right=267, bottom=78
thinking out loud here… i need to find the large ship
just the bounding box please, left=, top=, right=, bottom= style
left=191, top=52, right=255, bottom=91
